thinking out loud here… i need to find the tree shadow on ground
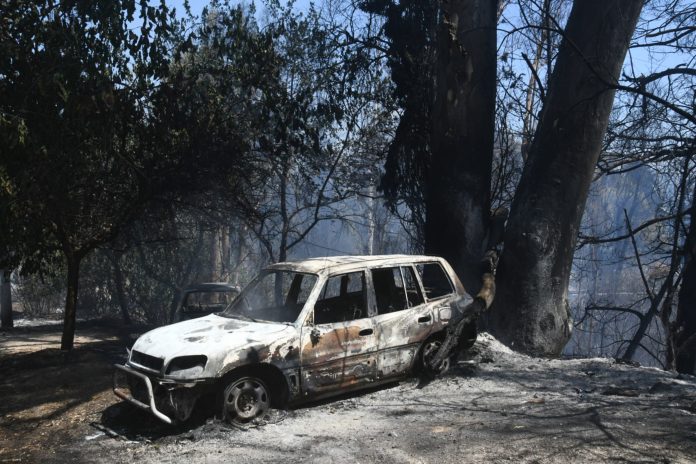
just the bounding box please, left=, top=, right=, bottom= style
left=0, top=341, right=125, bottom=420
left=98, top=401, right=212, bottom=442
left=0, top=319, right=154, bottom=428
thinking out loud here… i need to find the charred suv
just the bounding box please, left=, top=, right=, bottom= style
left=113, top=255, right=471, bottom=424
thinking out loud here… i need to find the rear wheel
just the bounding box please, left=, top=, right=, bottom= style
left=220, top=376, right=270, bottom=423
left=420, top=338, right=450, bottom=374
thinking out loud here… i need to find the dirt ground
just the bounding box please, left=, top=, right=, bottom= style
left=1, top=321, right=696, bottom=464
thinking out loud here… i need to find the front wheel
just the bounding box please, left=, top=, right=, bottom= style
left=220, top=376, right=270, bottom=423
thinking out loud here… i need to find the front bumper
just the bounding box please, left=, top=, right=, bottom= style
left=113, top=364, right=175, bottom=424
left=114, top=364, right=213, bottom=424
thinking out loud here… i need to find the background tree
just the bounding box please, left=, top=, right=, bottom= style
left=561, top=0, right=695, bottom=371
left=489, top=0, right=643, bottom=354
left=363, top=0, right=644, bottom=355
left=0, top=0, right=250, bottom=349
left=223, top=3, right=396, bottom=263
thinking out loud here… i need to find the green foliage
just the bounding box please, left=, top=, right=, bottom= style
left=0, top=0, right=397, bottom=326
left=0, top=0, right=178, bottom=270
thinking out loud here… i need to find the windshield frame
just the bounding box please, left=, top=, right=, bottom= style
left=220, top=269, right=320, bottom=325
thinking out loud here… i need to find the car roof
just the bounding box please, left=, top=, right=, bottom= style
left=266, top=254, right=448, bottom=275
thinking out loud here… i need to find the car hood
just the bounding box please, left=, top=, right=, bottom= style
left=129, top=314, right=298, bottom=377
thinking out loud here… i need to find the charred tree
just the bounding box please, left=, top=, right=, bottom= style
left=61, top=251, right=84, bottom=350
left=0, top=269, right=12, bottom=329
left=490, top=0, right=642, bottom=355
left=673, top=191, right=696, bottom=374
left=426, top=0, right=497, bottom=295
left=106, top=250, right=132, bottom=326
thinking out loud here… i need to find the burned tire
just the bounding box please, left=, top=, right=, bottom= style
left=220, top=376, right=270, bottom=423
left=418, top=337, right=451, bottom=375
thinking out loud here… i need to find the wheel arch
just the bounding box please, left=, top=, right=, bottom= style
left=218, top=363, right=290, bottom=408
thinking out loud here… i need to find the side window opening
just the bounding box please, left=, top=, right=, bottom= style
left=285, top=273, right=314, bottom=309
left=372, top=267, right=408, bottom=315
left=401, top=266, right=424, bottom=307
left=416, top=262, right=454, bottom=300
left=314, top=272, right=366, bottom=324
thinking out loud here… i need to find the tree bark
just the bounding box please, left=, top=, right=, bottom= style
left=0, top=269, right=13, bottom=329
left=107, top=250, right=132, bottom=325
left=674, top=192, right=696, bottom=374
left=230, top=224, right=245, bottom=287
left=490, top=0, right=642, bottom=355
left=221, top=225, right=231, bottom=281
left=425, top=0, right=497, bottom=295
left=61, top=253, right=83, bottom=350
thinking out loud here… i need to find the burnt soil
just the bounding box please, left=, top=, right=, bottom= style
left=1, top=321, right=695, bottom=463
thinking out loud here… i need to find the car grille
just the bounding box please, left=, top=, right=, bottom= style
left=130, top=350, right=164, bottom=372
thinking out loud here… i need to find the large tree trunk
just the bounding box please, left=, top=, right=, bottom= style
left=490, top=0, right=642, bottom=355
left=674, top=193, right=696, bottom=374
left=61, top=253, right=82, bottom=350
left=425, top=0, right=497, bottom=295
left=0, top=269, right=12, bottom=329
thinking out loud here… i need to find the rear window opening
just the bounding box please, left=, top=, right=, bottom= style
left=416, top=262, right=454, bottom=300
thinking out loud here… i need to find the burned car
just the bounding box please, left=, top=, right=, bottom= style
left=169, top=282, right=240, bottom=324
left=113, top=255, right=470, bottom=424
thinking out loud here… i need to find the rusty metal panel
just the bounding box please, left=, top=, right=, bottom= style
left=373, top=305, right=434, bottom=378
left=299, top=319, right=377, bottom=395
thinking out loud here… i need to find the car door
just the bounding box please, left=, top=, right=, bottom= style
left=299, top=271, right=377, bottom=395
left=371, top=265, right=433, bottom=380
left=415, top=261, right=459, bottom=333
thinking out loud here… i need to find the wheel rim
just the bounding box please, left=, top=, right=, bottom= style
left=223, top=377, right=270, bottom=422
left=423, top=340, right=450, bottom=373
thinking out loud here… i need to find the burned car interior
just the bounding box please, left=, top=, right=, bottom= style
left=314, top=272, right=366, bottom=324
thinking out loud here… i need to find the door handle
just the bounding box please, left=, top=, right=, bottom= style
left=358, top=328, right=373, bottom=336
left=418, top=315, right=432, bottom=323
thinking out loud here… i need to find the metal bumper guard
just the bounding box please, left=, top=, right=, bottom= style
left=113, top=364, right=174, bottom=424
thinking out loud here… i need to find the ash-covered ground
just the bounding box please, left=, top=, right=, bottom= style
left=2, top=326, right=695, bottom=464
